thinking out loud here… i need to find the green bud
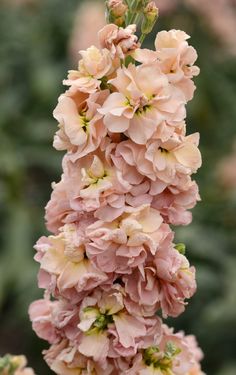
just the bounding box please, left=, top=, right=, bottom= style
left=175, top=243, right=186, bottom=255
left=106, top=0, right=128, bottom=25
left=141, top=1, right=159, bottom=35
left=0, top=355, right=20, bottom=375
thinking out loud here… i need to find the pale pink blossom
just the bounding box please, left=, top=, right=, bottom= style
left=111, top=138, right=200, bottom=224
left=111, top=133, right=201, bottom=187
left=151, top=178, right=200, bottom=225
left=44, top=339, right=114, bottom=375
left=53, top=88, right=108, bottom=157
left=125, top=325, right=204, bottom=374
left=86, top=205, right=164, bottom=274
left=29, top=298, right=59, bottom=344
left=99, top=62, right=186, bottom=144
left=145, top=133, right=201, bottom=184
left=45, top=152, right=130, bottom=233
left=34, top=224, right=109, bottom=302
left=124, top=239, right=196, bottom=318
left=99, top=24, right=139, bottom=59
left=154, top=246, right=196, bottom=317
left=134, top=29, right=199, bottom=101
left=77, top=286, right=162, bottom=361
left=64, top=46, right=114, bottom=93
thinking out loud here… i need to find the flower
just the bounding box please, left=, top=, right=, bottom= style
left=85, top=205, right=164, bottom=274
left=124, top=238, right=196, bottom=318
left=99, top=24, right=139, bottom=59
left=29, top=299, right=60, bottom=344
left=34, top=224, right=109, bottom=302
left=45, top=151, right=131, bottom=233
left=63, top=46, right=114, bottom=93
left=44, top=339, right=114, bottom=375
left=134, top=29, right=200, bottom=101
left=99, top=62, right=186, bottom=144
left=53, top=88, right=108, bottom=158
left=112, top=132, right=201, bottom=184
left=77, top=286, right=162, bottom=361
left=124, top=325, right=204, bottom=374
left=151, top=177, right=200, bottom=225
left=145, top=133, right=202, bottom=184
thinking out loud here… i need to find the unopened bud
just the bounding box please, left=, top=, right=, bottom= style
left=107, top=0, right=128, bottom=18
left=141, top=1, right=159, bottom=35
left=174, top=243, right=186, bottom=255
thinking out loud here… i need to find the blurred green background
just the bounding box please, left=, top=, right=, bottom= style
left=0, top=0, right=236, bottom=374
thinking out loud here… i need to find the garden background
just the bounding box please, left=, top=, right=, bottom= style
left=0, top=0, right=236, bottom=374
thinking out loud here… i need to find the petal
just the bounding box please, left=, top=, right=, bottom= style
left=174, top=143, right=202, bottom=170
left=104, top=113, right=130, bottom=133
left=78, top=332, right=109, bottom=362
left=113, top=313, right=146, bottom=348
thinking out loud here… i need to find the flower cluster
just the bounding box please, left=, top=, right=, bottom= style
left=0, top=355, right=35, bottom=375
left=30, top=2, right=205, bottom=374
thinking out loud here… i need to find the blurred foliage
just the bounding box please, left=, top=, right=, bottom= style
left=0, top=1, right=236, bottom=374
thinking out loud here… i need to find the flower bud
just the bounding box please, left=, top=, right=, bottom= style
left=107, top=0, right=128, bottom=18
left=141, top=1, right=159, bottom=35
left=175, top=243, right=186, bottom=255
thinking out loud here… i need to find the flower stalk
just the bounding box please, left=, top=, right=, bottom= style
left=29, top=1, right=205, bottom=374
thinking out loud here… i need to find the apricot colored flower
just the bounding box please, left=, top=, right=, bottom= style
left=99, top=24, right=139, bottom=59
left=99, top=63, right=186, bottom=144
left=85, top=205, right=163, bottom=274
left=35, top=224, right=109, bottom=302
left=64, top=46, right=114, bottom=93
left=53, top=88, right=108, bottom=158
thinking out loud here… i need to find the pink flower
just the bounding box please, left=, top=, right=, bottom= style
left=64, top=46, right=114, bottom=93
left=134, top=29, right=200, bottom=101
left=45, top=152, right=130, bottom=233
left=99, top=63, right=186, bottom=144
left=111, top=138, right=200, bottom=225
left=99, top=24, right=139, bottom=59
left=154, top=246, right=196, bottom=317
left=44, top=340, right=114, bottom=375
left=124, top=237, right=196, bottom=318
left=86, top=205, right=163, bottom=274
left=53, top=88, right=108, bottom=158
left=29, top=299, right=59, bottom=344
left=145, top=133, right=202, bottom=184
left=113, top=133, right=201, bottom=185
left=125, top=325, right=204, bottom=374
left=151, top=177, right=200, bottom=225
left=34, top=224, right=109, bottom=302
left=77, top=286, right=162, bottom=361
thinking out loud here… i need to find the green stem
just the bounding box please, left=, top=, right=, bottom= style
left=133, top=12, right=141, bottom=25
left=126, top=0, right=138, bottom=25
left=129, top=9, right=140, bottom=24
left=139, top=33, right=147, bottom=45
